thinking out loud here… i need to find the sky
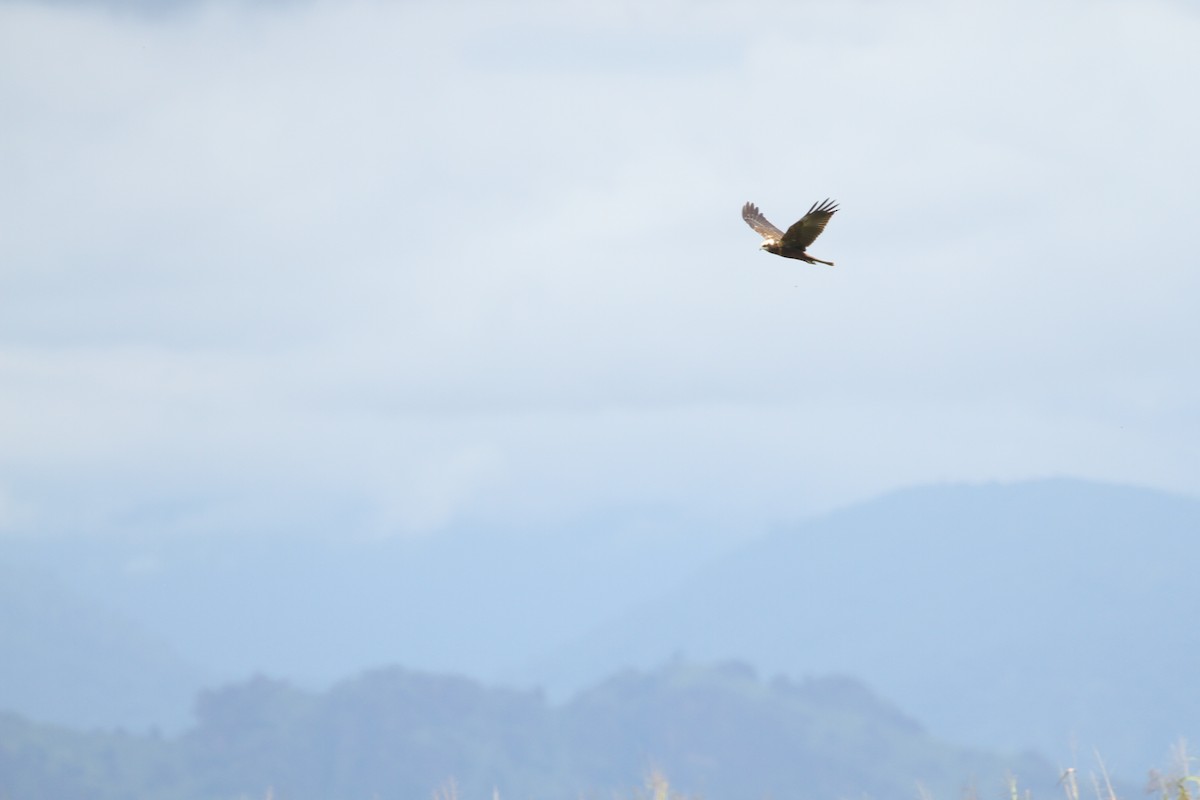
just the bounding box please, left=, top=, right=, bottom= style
left=2, top=0, right=1199, bottom=544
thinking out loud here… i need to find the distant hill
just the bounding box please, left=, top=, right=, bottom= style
left=529, top=479, right=1200, bottom=775
left=0, top=561, right=207, bottom=732
left=2, top=478, right=1194, bottom=776
left=556, top=660, right=1059, bottom=800
left=0, top=661, right=1062, bottom=800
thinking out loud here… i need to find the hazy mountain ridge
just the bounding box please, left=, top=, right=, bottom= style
left=530, top=479, right=1200, bottom=772
left=0, top=561, right=207, bottom=732
left=0, top=661, right=1063, bottom=800
left=0, top=510, right=738, bottom=726
left=1, top=478, right=1195, bottom=774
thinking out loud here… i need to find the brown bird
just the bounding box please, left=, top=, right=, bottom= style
left=742, top=199, right=838, bottom=265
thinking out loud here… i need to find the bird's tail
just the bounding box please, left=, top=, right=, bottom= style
left=806, top=255, right=835, bottom=266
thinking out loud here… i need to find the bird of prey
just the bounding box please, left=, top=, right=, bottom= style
left=742, top=199, right=838, bottom=265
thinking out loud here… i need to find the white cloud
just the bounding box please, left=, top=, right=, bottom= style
left=1, top=0, right=1198, bottom=539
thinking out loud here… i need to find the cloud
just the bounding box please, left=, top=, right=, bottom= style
left=1, top=0, right=1199, bottom=539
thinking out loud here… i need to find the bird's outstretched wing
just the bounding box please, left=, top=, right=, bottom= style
left=742, top=202, right=785, bottom=241
left=780, top=199, right=838, bottom=251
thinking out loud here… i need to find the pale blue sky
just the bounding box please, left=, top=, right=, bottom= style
left=2, top=0, right=1198, bottom=542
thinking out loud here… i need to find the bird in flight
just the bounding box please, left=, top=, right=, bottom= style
left=742, top=199, right=838, bottom=265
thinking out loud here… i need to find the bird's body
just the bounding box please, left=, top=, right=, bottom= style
left=742, top=199, right=838, bottom=265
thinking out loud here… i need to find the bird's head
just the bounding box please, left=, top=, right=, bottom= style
left=760, top=239, right=779, bottom=252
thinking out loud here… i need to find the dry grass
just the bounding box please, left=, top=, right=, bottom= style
left=427, top=741, right=1197, bottom=800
